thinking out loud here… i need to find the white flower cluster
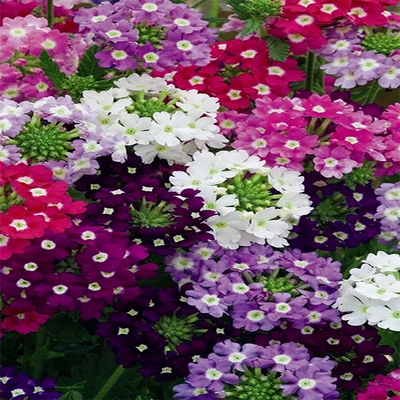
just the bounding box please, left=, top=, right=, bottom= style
left=80, top=74, right=226, bottom=164
left=170, top=149, right=313, bottom=249
left=335, top=251, right=400, bottom=331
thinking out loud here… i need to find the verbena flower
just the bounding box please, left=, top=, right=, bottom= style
left=170, top=150, right=312, bottom=248
left=173, top=339, right=338, bottom=399
left=335, top=251, right=400, bottom=331
left=74, top=154, right=214, bottom=254
left=166, top=242, right=342, bottom=332
left=74, top=0, right=216, bottom=71
left=80, top=73, right=226, bottom=164
left=357, top=369, right=400, bottom=400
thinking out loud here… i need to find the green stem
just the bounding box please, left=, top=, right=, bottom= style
left=193, top=0, right=208, bottom=8
left=47, top=0, right=54, bottom=28
left=94, top=365, right=125, bottom=400
left=363, top=80, right=381, bottom=105
left=209, top=0, right=220, bottom=28
left=32, top=328, right=50, bottom=379
left=305, top=52, right=316, bottom=92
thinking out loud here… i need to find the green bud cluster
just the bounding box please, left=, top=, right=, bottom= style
left=312, top=192, right=355, bottom=224
left=226, top=369, right=287, bottom=400
left=137, top=24, right=165, bottom=47
left=8, top=117, right=79, bottom=163
left=153, top=314, right=204, bottom=350
left=0, top=184, right=24, bottom=212
left=246, top=0, right=283, bottom=18
left=343, top=162, right=375, bottom=189
left=259, top=274, right=297, bottom=295
left=361, top=32, right=400, bottom=56
left=221, top=173, right=281, bottom=213
left=130, top=199, right=175, bottom=228
left=59, top=75, right=97, bottom=102
left=127, top=97, right=176, bottom=118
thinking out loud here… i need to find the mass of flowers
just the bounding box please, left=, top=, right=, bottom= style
left=0, top=0, right=399, bottom=399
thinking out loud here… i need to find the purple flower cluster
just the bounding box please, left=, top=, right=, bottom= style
left=173, top=339, right=338, bottom=399
left=256, top=322, right=395, bottom=391
left=0, top=97, right=112, bottom=183
left=1, top=225, right=157, bottom=321
left=75, top=154, right=214, bottom=254
left=96, top=286, right=241, bottom=380
left=0, top=366, right=60, bottom=400
left=317, top=24, right=400, bottom=89
left=74, top=0, right=216, bottom=71
left=375, top=182, right=400, bottom=249
left=166, top=242, right=342, bottom=332
left=290, top=174, right=380, bottom=252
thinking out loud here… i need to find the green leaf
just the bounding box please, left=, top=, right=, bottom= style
left=39, top=50, right=68, bottom=88
left=241, top=19, right=262, bottom=36
left=60, top=390, right=84, bottom=400
left=266, top=36, right=289, bottom=62
left=44, top=315, right=94, bottom=342
left=227, top=0, right=252, bottom=20
left=77, top=45, right=108, bottom=80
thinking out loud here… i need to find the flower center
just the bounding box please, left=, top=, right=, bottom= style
left=8, top=116, right=79, bottom=163
left=130, top=199, right=175, bottom=228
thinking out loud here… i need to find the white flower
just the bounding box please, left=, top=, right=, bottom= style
left=170, top=170, right=218, bottom=193
left=337, top=294, right=381, bottom=326
left=216, top=150, right=266, bottom=172
left=276, top=193, right=313, bottom=219
left=194, top=133, right=228, bottom=150
left=134, top=142, right=191, bottom=164
left=355, top=274, right=400, bottom=301
left=176, top=89, right=219, bottom=115
left=184, top=110, right=220, bottom=141
left=202, top=193, right=238, bottom=216
left=150, top=111, right=192, bottom=146
left=114, top=73, right=169, bottom=93
left=268, top=167, right=305, bottom=193
left=247, top=208, right=290, bottom=246
left=348, top=264, right=377, bottom=282
left=368, top=299, right=400, bottom=331
left=207, top=212, right=249, bottom=248
left=81, top=89, right=132, bottom=115
left=110, top=112, right=151, bottom=145
left=363, top=251, right=400, bottom=273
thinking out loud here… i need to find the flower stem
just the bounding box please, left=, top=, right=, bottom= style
left=32, top=328, right=51, bottom=379
left=47, top=0, right=54, bottom=28
left=363, top=80, right=381, bottom=105
left=305, top=52, right=316, bottom=92
left=93, top=365, right=125, bottom=400
left=209, top=0, right=220, bottom=28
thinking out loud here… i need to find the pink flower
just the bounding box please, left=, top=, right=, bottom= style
left=313, top=145, right=358, bottom=178
left=302, top=94, right=347, bottom=118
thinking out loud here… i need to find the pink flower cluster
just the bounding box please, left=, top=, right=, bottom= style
left=357, top=369, right=400, bottom=400
left=0, top=15, right=87, bottom=101
left=221, top=94, right=399, bottom=178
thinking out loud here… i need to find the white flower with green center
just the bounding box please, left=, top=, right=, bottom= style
left=368, top=298, right=400, bottom=331
left=355, top=274, right=400, bottom=301
left=110, top=112, right=152, bottom=145
left=363, top=251, right=400, bottom=273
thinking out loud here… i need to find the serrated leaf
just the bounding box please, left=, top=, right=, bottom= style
left=77, top=45, right=108, bottom=80
left=39, top=50, right=68, bottom=88
left=241, top=19, right=262, bottom=36
left=227, top=0, right=252, bottom=20
left=266, top=36, right=289, bottom=62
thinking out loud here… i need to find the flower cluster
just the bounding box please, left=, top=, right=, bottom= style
left=96, top=286, right=241, bottom=380
left=224, top=93, right=396, bottom=178
left=1, top=224, right=157, bottom=332
left=375, top=182, right=400, bottom=248
left=74, top=154, right=214, bottom=254
left=256, top=322, right=395, bottom=391
left=0, top=366, right=61, bottom=400
left=290, top=175, right=380, bottom=252
left=0, top=162, right=86, bottom=260
left=317, top=23, right=400, bottom=89
left=0, top=97, right=112, bottom=183
left=74, top=0, right=216, bottom=71
left=158, top=38, right=304, bottom=110
left=357, top=369, right=400, bottom=400
left=166, top=242, right=342, bottom=331
left=80, top=73, right=226, bottom=164
left=170, top=150, right=312, bottom=248
left=0, top=15, right=86, bottom=101
left=174, top=339, right=338, bottom=399
left=335, top=251, right=400, bottom=331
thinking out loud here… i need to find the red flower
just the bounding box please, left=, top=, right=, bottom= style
left=1, top=303, right=50, bottom=335
left=0, top=234, right=29, bottom=260
left=0, top=205, right=48, bottom=239
left=14, top=180, right=69, bottom=203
